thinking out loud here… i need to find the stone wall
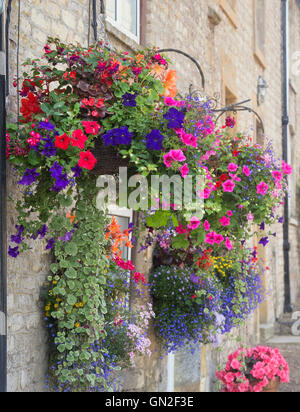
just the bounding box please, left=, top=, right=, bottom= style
left=5, top=0, right=300, bottom=392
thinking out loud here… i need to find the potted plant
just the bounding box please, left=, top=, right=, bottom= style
left=216, top=346, right=290, bottom=392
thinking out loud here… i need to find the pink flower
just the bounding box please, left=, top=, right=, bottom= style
left=205, top=231, right=217, bottom=245
left=242, top=166, right=251, bottom=177
left=247, top=212, right=254, bottom=221
left=272, top=170, right=283, bottom=182
left=220, top=216, right=230, bottom=227
left=228, top=163, right=238, bottom=173
left=203, top=220, right=210, bottom=231
left=179, top=163, right=189, bottom=178
left=231, top=358, right=242, bottom=370
left=227, top=210, right=233, bottom=217
left=222, top=180, right=236, bottom=193
left=229, top=173, right=241, bottom=182
left=257, top=181, right=269, bottom=196
left=215, top=234, right=224, bottom=244
left=180, top=130, right=198, bottom=148
left=198, top=187, right=212, bottom=199
left=282, top=161, right=292, bottom=175
left=187, top=216, right=201, bottom=230
left=164, top=97, right=178, bottom=106
left=225, top=237, right=233, bottom=251
left=163, top=149, right=186, bottom=168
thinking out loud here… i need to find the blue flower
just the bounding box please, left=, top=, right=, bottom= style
left=146, top=129, right=165, bottom=150
left=41, top=136, right=56, bottom=157
left=102, top=126, right=133, bottom=146
left=122, top=93, right=137, bottom=107
left=18, top=168, right=40, bottom=186
left=163, top=107, right=185, bottom=129
left=38, top=121, right=55, bottom=131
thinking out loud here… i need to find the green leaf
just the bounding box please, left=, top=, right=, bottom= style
left=172, top=234, right=189, bottom=250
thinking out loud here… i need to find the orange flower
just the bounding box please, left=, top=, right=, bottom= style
left=136, top=54, right=144, bottom=63
left=105, top=217, right=133, bottom=257
left=163, top=70, right=178, bottom=98
left=66, top=212, right=77, bottom=224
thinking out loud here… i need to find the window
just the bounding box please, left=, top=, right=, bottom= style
left=106, top=0, right=140, bottom=42
left=108, top=205, right=133, bottom=261
left=253, top=0, right=266, bottom=68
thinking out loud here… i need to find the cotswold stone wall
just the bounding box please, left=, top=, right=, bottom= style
left=5, top=0, right=300, bottom=392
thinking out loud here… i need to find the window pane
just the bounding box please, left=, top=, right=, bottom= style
left=106, top=0, right=116, bottom=21
left=117, top=0, right=138, bottom=36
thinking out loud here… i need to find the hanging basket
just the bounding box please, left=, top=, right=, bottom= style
left=91, top=137, right=131, bottom=176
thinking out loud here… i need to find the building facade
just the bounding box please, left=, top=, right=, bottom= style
left=1, top=0, right=300, bottom=392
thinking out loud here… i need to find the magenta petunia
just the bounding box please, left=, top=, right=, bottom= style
left=222, top=180, right=236, bottom=193
left=257, top=181, right=269, bottom=196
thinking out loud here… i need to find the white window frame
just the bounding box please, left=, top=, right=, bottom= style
left=108, top=205, right=133, bottom=261
left=106, top=0, right=140, bottom=44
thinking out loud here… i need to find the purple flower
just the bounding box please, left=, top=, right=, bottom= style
left=46, top=238, right=56, bottom=250
left=10, top=225, right=25, bottom=244
left=122, top=93, right=137, bottom=107
left=32, top=224, right=48, bottom=240
left=163, top=107, right=185, bottom=129
left=59, top=230, right=74, bottom=243
left=38, top=121, right=55, bottom=131
left=71, top=165, right=82, bottom=178
left=18, top=168, right=40, bottom=186
left=8, top=246, right=20, bottom=258
left=41, top=136, right=56, bottom=157
left=50, top=162, right=64, bottom=179
left=146, top=129, right=165, bottom=150
left=259, top=222, right=265, bottom=231
left=102, top=126, right=133, bottom=146
left=259, top=237, right=269, bottom=247
left=51, top=173, right=70, bottom=192
left=278, top=217, right=284, bottom=224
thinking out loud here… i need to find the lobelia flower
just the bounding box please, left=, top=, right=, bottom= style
left=18, top=168, right=40, bottom=186
left=71, top=129, right=87, bottom=150
left=122, top=92, right=137, bottom=107
left=163, top=107, right=185, bottom=129
left=222, top=180, right=236, bottom=193
left=55, top=133, right=70, bottom=150
left=257, top=181, right=269, bottom=196
left=78, top=150, right=97, bottom=170
left=102, top=126, right=133, bottom=146
left=146, top=129, right=165, bottom=150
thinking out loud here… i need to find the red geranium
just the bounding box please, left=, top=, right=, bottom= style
left=78, top=150, right=97, bottom=170
left=20, top=92, right=43, bottom=122
left=82, top=121, right=101, bottom=135
left=55, top=133, right=70, bottom=150
left=71, top=129, right=87, bottom=150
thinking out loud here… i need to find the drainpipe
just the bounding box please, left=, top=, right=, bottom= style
left=0, top=0, right=7, bottom=393
left=282, top=0, right=292, bottom=313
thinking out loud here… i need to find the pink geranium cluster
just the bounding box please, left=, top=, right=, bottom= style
left=217, top=346, right=290, bottom=392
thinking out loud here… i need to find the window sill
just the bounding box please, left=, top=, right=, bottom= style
left=254, top=45, right=267, bottom=70
left=105, top=19, right=140, bottom=51
left=219, top=0, right=238, bottom=29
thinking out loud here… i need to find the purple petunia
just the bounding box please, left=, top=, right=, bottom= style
left=259, top=237, right=269, bottom=247
left=8, top=246, right=20, bottom=258
left=38, top=121, right=55, bottom=131
left=41, top=136, right=56, bottom=157
left=163, top=107, right=185, bottom=129
left=71, top=165, right=82, bottom=178
left=102, top=126, right=133, bottom=146
left=51, top=173, right=70, bottom=192
left=32, top=224, right=48, bottom=240
left=10, top=225, right=25, bottom=245
left=46, top=238, right=56, bottom=250
left=122, top=93, right=137, bottom=107
left=146, top=129, right=165, bottom=151
left=59, top=230, right=74, bottom=243
left=50, top=161, right=64, bottom=179
left=18, top=168, right=40, bottom=186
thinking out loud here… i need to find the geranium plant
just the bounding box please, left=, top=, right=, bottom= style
left=217, top=346, right=290, bottom=392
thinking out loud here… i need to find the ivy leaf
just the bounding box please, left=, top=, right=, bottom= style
left=65, top=243, right=78, bottom=256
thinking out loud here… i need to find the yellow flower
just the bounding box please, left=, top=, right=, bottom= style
left=75, top=322, right=80, bottom=328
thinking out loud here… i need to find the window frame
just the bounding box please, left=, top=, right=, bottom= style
left=106, top=0, right=141, bottom=44
left=219, top=0, right=238, bottom=29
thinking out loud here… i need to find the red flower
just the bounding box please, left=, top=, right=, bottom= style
left=191, top=294, right=197, bottom=300
left=71, top=129, right=87, bottom=150
left=78, top=150, right=97, bottom=170
left=55, top=133, right=70, bottom=150
left=132, top=272, right=146, bottom=284
left=82, top=121, right=101, bottom=135
left=20, top=92, right=42, bottom=122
